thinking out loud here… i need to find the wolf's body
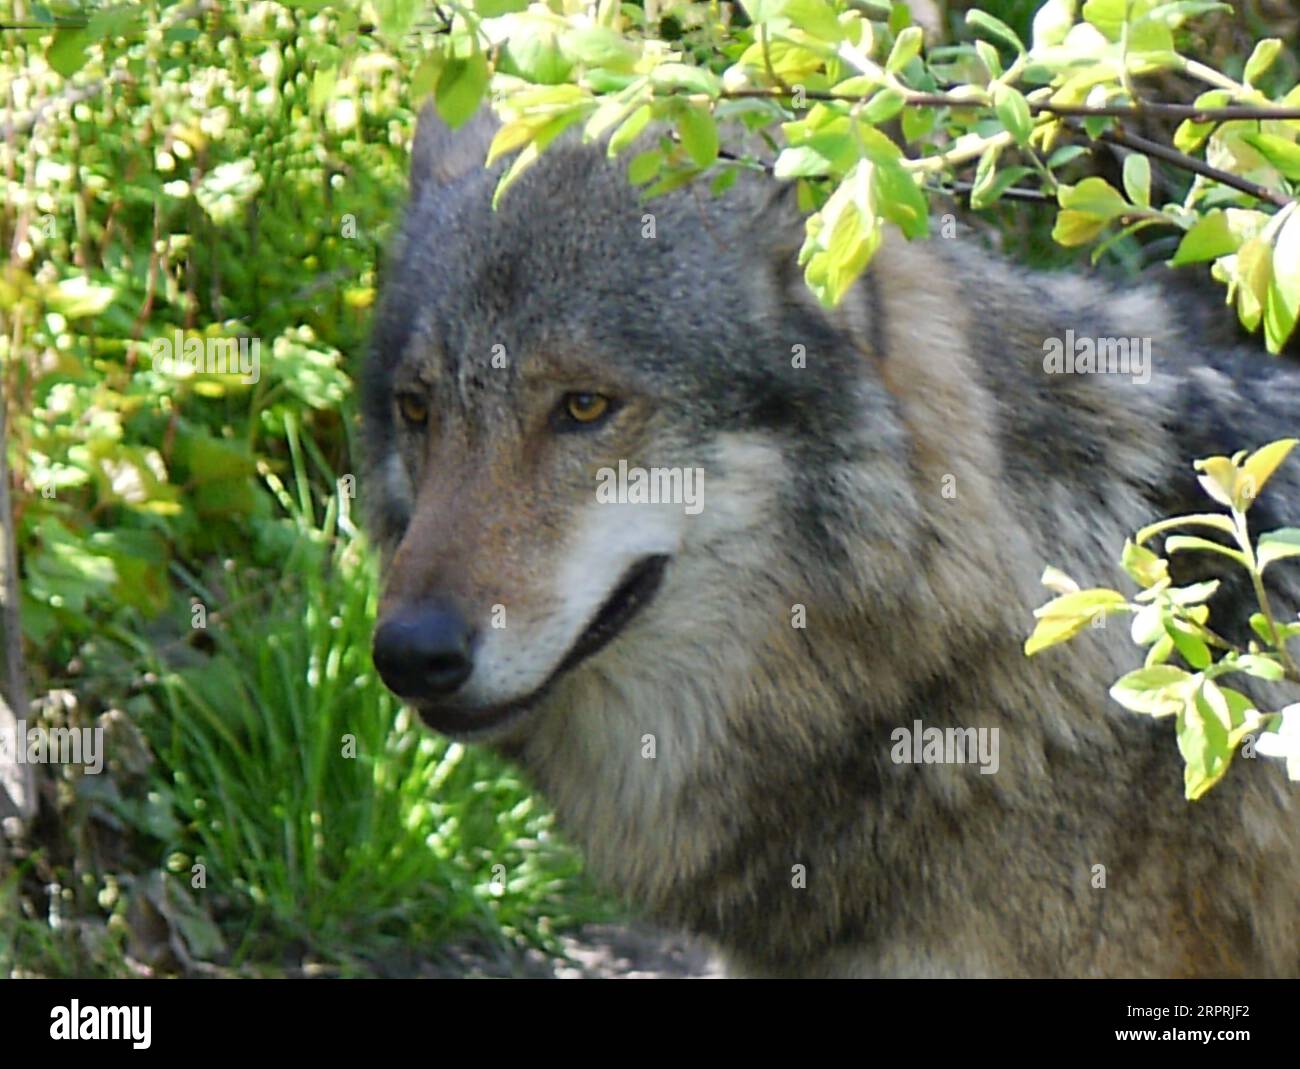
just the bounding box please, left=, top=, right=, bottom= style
left=363, top=107, right=1300, bottom=977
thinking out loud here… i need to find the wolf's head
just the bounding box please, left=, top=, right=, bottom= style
left=363, top=105, right=912, bottom=744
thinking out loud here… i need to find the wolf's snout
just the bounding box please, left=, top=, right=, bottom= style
left=372, top=606, right=475, bottom=701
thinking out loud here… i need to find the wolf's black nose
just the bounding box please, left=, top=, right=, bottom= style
left=372, top=606, right=474, bottom=700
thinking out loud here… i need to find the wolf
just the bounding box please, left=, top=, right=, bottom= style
left=362, top=103, right=1300, bottom=978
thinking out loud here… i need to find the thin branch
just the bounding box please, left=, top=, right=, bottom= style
left=1090, top=124, right=1293, bottom=208
left=716, top=87, right=1300, bottom=122
left=712, top=86, right=1296, bottom=205
left=935, top=181, right=1053, bottom=203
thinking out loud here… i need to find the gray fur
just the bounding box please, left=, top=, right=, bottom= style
left=363, top=105, right=1300, bottom=978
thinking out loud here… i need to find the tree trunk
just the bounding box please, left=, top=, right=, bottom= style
left=0, top=371, right=35, bottom=823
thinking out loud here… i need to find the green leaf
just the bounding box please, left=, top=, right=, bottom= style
left=627, top=149, right=663, bottom=186
left=1145, top=633, right=1175, bottom=667
left=86, top=4, right=144, bottom=38
left=1143, top=2, right=1231, bottom=28
left=873, top=159, right=929, bottom=239
left=47, top=29, right=90, bottom=79
left=975, top=40, right=1002, bottom=79
left=1244, top=38, right=1283, bottom=86
left=740, top=0, right=780, bottom=24
left=1234, top=235, right=1274, bottom=334
left=1034, top=590, right=1128, bottom=624
left=1247, top=612, right=1300, bottom=645
left=584, top=82, right=650, bottom=141
left=1254, top=705, right=1300, bottom=781
left=1047, top=145, right=1088, bottom=169
left=1052, top=210, right=1107, bottom=246
left=784, top=0, right=844, bottom=43
left=1231, top=654, right=1285, bottom=681
left=1180, top=682, right=1233, bottom=799
left=965, top=9, right=1025, bottom=53
left=677, top=106, right=719, bottom=168
left=1163, top=580, right=1219, bottom=606
left=650, top=64, right=722, bottom=97
left=607, top=104, right=652, bottom=157
left=886, top=26, right=924, bottom=74
left=1040, top=565, right=1081, bottom=596
left=1173, top=90, right=1232, bottom=153
left=1122, top=153, right=1150, bottom=208
left=774, top=135, right=855, bottom=178
left=888, top=1, right=912, bottom=34
left=1265, top=208, right=1300, bottom=355
left=487, top=118, right=545, bottom=166
left=499, top=22, right=572, bottom=85
left=1170, top=211, right=1240, bottom=267
left=1122, top=539, right=1168, bottom=588
left=1164, top=611, right=1212, bottom=669
left=901, top=105, right=936, bottom=144
left=1193, top=454, right=1239, bottom=508
left=176, top=432, right=256, bottom=486
left=1109, top=665, right=1190, bottom=716
left=375, top=0, right=421, bottom=39
left=1131, top=602, right=1165, bottom=644
left=1058, top=176, right=1129, bottom=220
left=46, top=277, right=115, bottom=318
left=971, top=165, right=1033, bottom=210
left=436, top=54, right=490, bottom=129
left=993, top=84, right=1033, bottom=147
left=410, top=54, right=444, bottom=102
left=1257, top=528, right=1300, bottom=571
left=1033, top=0, right=1077, bottom=50
left=971, top=144, right=1002, bottom=209
left=1135, top=512, right=1235, bottom=544
left=1082, top=0, right=1127, bottom=40
left=862, top=88, right=906, bottom=125
left=1238, top=438, right=1297, bottom=508
left=641, top=165, right=703, bottom=201
left=1164, top=534, right=1247, bottom=567
left=1025, top=588, right=1129, bottom=654
left=561, top=27, right=638, bottom=71
left=492, top=109, right=585, bottom=207
left=1239, top=133, right=1300, bottom=181
left=799, top=160, right=883, bottom=308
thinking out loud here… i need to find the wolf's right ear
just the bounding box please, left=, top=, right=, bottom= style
left=409, top=102, right=498, bottom=199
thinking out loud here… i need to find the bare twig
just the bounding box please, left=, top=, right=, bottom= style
left=1090, top=124, right=1293, bottom=208
left=715, top=87, right=1300, bottom=122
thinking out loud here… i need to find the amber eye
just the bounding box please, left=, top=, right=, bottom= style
left=396, top=392, right=428, bottom=427
left=561, top=392, right=611, bottom=426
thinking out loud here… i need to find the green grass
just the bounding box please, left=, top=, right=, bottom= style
left=89, top=415, right=611, bottom=974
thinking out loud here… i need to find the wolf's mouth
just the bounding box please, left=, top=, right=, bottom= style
left=558, top=552, right=670, bottom=674
left=414, top=554, right=671, bottom=738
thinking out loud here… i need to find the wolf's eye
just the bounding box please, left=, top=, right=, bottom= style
left=560, top=392, right=612, bottom=427
left=396, top=391, right=428, bottom=427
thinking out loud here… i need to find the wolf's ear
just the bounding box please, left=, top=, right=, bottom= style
left=410, top=102, right=498, bottom=199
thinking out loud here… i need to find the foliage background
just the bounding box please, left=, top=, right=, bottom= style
left=0, top=0, right=1295, bottom=976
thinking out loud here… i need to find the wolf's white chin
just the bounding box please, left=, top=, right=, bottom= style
left=457, top=501, right=684, bottom=706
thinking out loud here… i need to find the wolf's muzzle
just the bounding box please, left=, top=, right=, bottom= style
left=371, top=605, right=475, bottom=701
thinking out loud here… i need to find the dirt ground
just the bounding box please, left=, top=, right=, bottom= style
left=422, top=922, right=723, bottom=979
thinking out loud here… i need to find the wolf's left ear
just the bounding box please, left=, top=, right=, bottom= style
left=410, top=101, right=498, bottom=199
